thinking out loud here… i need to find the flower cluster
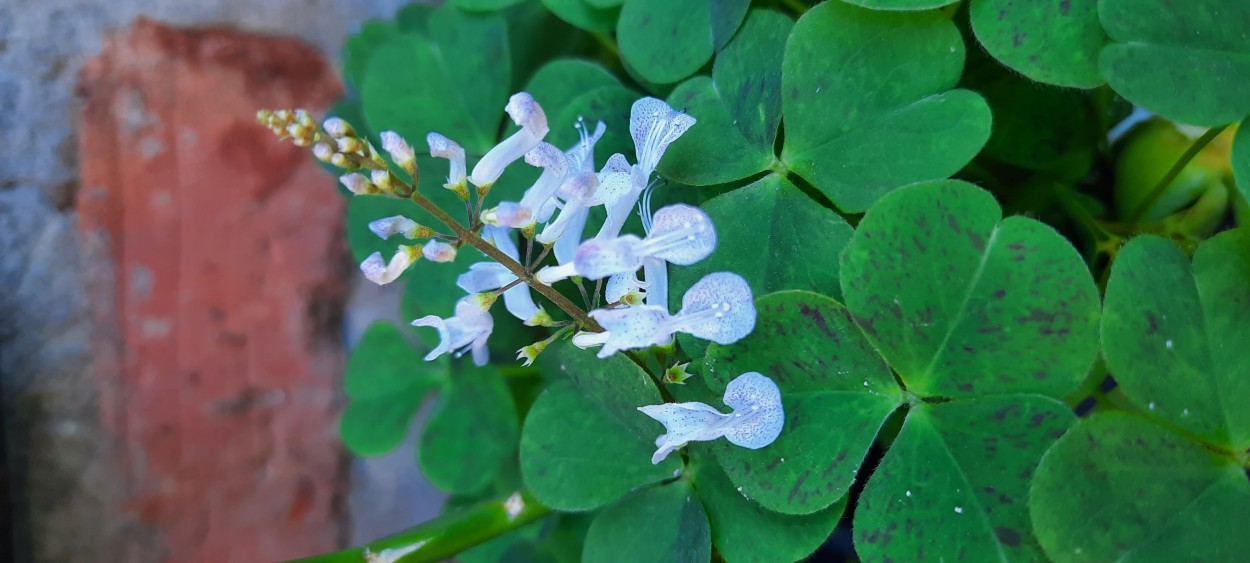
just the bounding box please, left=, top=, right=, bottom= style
left=322, top=93, right=757, bottom=366
left=261, top=92, right=781, bottom=461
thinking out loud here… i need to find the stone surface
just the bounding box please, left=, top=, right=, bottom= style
left=74, top=19, right=348, bottom=562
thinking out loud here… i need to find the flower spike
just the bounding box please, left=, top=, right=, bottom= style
left=638, top=371, right=783, bottom=464
left=456, top=227, right=552, bottom=327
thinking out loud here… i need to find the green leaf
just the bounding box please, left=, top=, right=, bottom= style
left=452, top=0, right=525, bottom=11
left=780, top=2, right=991, bottom=212
left=524, top=59, right=621, bottom=112
left=854, top=395, right=1075, bottom=562
left=660, top=10, right=792, bottom=185
left=1099, top=0, right=1250, bottom=126
left=617, top=0, right=750, bottom=85
left=844, top=0, right=959, bottom=10
left=704, top=291, right=903, bottom=514
left=1101, top=230, right=1250, bottom=451
left=397, top=3, right=435, bottom=32
left=343, top=21, right=400, bottom=92
left=551, top=346, right=661, bottom=437
left=520, top=381, right=678, bottom=510
left=840, top=180, right=1101, bottom=399
left=362, top=8, right=510, bottom=155
left=969, top=66, right=1097, bottom=170
left=586, top=0, right=621, bottom=7
left=671, top=175, right=853, bottom=358
left=583, top=482, right=712, bottom=563
left=1233, top=118, right=1250, bottom=203
left=969, top=0, right=1105, bottom=88
left=340, top=322, right=444, bottom=456
left=547, top=86, right=639, bottom=165
left=419, top=363, right=519, bottom=495
left=541, top=0, right=619, bottom=32
left=692, top=453, right=844, bottom=562
left=1030, top=413, right=1250, bottom=563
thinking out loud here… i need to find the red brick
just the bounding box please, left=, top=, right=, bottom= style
left=77, top=19, right=348, bottom=562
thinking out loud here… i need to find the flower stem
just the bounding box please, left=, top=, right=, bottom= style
left=409, top=191, right=603, bottom=331
left=1126, top=124, right=1228, bottom=224
left=288, top=491, right=549, bottom=563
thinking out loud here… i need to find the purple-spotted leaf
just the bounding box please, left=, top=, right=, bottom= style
left=1031, top=413, right=1250, bottom=562
left=970, top=0, right=1106, bottom=88
left=840, top=180, right=1100, bottom=400
left=854, top=395, right=1074, bottom=562
left=1102, top=230, right=1250, bottom=452
left=780, top=2, right=990, bottom=212
left=583, top=481, right=711, bottom=562
left=704, top=291, right=904, bottom=514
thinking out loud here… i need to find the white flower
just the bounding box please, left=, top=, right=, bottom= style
left=359, top=245, right=420, bottom=285
left=482, top=142, right=568, bottom=229
left=630, top=97, right=696, bottom=178
left=456, top=227, right=552, bottom=326
left=572, top=271, right=755, bottom=356
left=422, top=240, right=457, bottom=263
left=595, top=153, right=644, bottom=240
left=668, top=272, right=756, bottom=345
left=572, top=305, right=674, bottom=358
left=427, top=133, right=467, bottom=196
left=469, top=92, right=549, bottom=188
left=605, top=271, right=647, bottom=305
left=638, top=372, right=783, bottom=464
left=412, top=294, right=496, bottom=366
left=536, top=172, right=599, bottom=245
left=380, top=131, right=416, bottom=175
left=537, top=203, right=715, bottom=283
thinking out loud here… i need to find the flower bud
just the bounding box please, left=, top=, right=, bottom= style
left=339, top=172, right=375, bottom=195
left=323, top=117, right=353, bottom=138
left=422, top=240, right=458, bottom=263
left=380, top=131, right=417, bottom=176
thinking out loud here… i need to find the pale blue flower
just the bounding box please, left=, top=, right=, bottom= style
left=638, top=371, right=784, bottom=464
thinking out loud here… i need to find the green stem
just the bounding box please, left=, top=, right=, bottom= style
left=590, top=31, right=618, bottom=59
left=1126, top=125, right=1228, bottom=223
left=290, top=491, right=549, bottom=563
left=409, top=191, right=603, bottom=332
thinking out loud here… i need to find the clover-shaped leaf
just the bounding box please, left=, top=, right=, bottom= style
left=583, top=481, right=711, bottom=563
left=704, top=291, right=904, bottom=514
left=343, top=20, right=401, bottom=92
left=840, top=180, right=1101, bottom=399
left=1101, top=230, right=1250, bottom=452
left=520, top=381, right=676, bottom=511
left=339, top=322, right=445, bottom=456
left=660, top=9, right=792, bottom=185
left=362, top=7, right=510, bottom=155
left=781, top=2, right=991, bottom=212
left=1099, top=0, right=1250, bottom=127
left=969, top=0, right=1106, bottom=89
left=451, top=0, right=525, bottom=11
left=524, top=59, right=621, bottom=114
left=838, top=180, right=1099, bottom=560
left=855, top=395, right=1074, bottom=562
left=1030, top=413, right=1250, bottom=562
left=418, top=362, right=520, bottom=495
left=671, top=175, right=853, bottom=358
left=693, top=452, right=844, bottom=563
left=618, top=0, right=751, bottom=85
left=967, top=61, right=1097, bottom=170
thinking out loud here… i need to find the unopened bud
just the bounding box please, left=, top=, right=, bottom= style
left=323, top=117, right=353, bottom=138
left=337, top=137, right=364, bottom=154
left=313, top=142, right=334, bottom=163
left=339, top=172, right=375, bottom=195
left=330, top=153, right=356, bottom=169
left=380, top=131, right=417, bottom=176
left=422, top=240, right=457, bottom=263
left=371, top=170, right=394, bottom=193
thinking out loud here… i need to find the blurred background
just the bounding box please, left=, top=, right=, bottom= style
left=0, top=1, right=447, bottom=561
